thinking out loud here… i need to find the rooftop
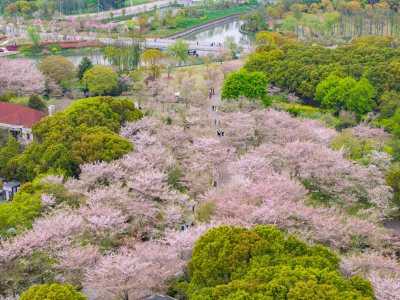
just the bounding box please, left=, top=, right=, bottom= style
left=0, top=102, right=47, bottom=128
left=3, top=181, right=22, bottom=188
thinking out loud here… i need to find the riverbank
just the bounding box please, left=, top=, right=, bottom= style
left=162, top=14, right=242, bottom=39
left=144, top=5, right=251, bottom=38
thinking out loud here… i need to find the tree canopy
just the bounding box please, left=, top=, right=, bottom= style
left=222, top=70, right=268, bottom=101
left=179, top=225, right=374, bottom=299
left=77, top=57, right=93, bottom=80
left=167, top=39, right=189, bottom=66
left=38, top=56, right=76, bottom=84
left=141, top=49, right=166, bottom=78
left=20, top=284, right=87, bottom=300
left=82, top=66, right=119, bottom=96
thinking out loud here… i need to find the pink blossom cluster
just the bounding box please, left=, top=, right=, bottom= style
left=0, top=59, right=45, bottom=97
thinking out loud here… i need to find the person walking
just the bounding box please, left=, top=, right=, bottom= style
left=217, top=129, right=220, bottom=136
left=212, top=105, right=214, bottom=111
left=221, top=129, right=224, bottom=136
left=214, top=119, right=217, bottom=126
left=215, top=106, right=218, bottom=112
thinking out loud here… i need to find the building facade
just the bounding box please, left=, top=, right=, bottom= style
left=0, top=102, right=48, bottom=145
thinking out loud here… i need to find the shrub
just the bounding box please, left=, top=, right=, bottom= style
left=20, top=284, right=87, bottom=300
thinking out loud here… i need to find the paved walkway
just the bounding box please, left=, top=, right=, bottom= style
left=206, top=88, right=235, bottom=187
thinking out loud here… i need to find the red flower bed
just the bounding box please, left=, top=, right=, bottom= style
left=59, top=41, right=105, bottom=49
left=16, top=40, right=87, bottom=47
left=0, top=36, right=6, bottom=40
left=6, top=45, right=18, bottom=51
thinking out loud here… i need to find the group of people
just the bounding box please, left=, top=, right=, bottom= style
left=211, top=105, right=218, bottom=111
left=217, top=129, right=224, bottom=136
left=210, top=42, right=222, bottom=47
left=209, top=88, right=215, bottom=99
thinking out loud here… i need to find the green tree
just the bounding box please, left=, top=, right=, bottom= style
left=222, top=70, right=268, bottom=101
left=48, top=1, right=57, bottom=14
left=82, top=67, right=119, bottom=96
left=42, top=144, right=76, bottom=177
left=391, top=107, right=400, bottom=138
left=316, top=76, right=376, bottom=116
left=224, top=36, right=239, bottom=58
left=71, top=126, right=133, bottom=165
left=379, top=91, right=400, bottom=119
left=77, top=57, right=93, bottom=80
left=167, top=39, right=189, bottom=66
left=38, top=56, right=76, bottom=84
left=141, top=49, right=166, bottom=78
left=27, top=27, right=41, bottom=50
left=324, top=12, right=339, bottom=35
left=182, top=226, right=374, bottom=299
left=0, top=186, right=43, bottom=231
left=346, top=78, right=377, bottom=117
left=0, top=136, right=20, bottom=177
left=386, top=168, right=400, bottom=210
left=243, top=50, right=285, bottom=75
left=20, top=284, right=87, bottom=300
left=281, top=14, right=298, bottom=32
left=28, top=94, right=47, bottom=113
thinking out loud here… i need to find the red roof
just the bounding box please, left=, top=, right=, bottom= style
left=0, top=102, right=47, bottom=128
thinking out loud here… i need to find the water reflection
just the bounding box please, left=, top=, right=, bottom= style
left=183, top=20, right=254, bottom=46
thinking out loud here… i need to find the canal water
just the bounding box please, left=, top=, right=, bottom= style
left=23, top=19, right=254, bottom=66
left=182, top=19, right=254, bottom=46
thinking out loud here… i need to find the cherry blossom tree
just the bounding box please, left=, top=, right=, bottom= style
left=54, top=244, right=101, bottom=288
left=0, top=209, right=83, bottom=262
left=0, top=59, right=45, bottom=97
left=221, top=112, right=255, bottom=149
left=84, top=243, right=182, bottom=300
left=84, top=248, right=151, bottom=300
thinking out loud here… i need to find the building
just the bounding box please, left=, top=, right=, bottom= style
left=2, top=181, right=21, bottom=201
left=0, top=102, right=47, bottom=145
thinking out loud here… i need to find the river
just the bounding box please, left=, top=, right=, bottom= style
left=182, top=19, right=254, bottom=46
left=24, top=19, right=254, bottom=66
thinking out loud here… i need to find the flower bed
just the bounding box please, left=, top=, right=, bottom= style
left=59, top=41, right=105, bottom=49
left=0, top=36, right=6, bottom=40
left=16, top=40, right=87, bottom=47
left=6, top=45, right=18, bottom=51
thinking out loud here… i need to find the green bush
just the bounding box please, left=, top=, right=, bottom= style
left=20, top=284, right=87, bottom=300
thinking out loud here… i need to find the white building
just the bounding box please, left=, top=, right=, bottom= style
left=0, top=102, right=48, bottom=145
